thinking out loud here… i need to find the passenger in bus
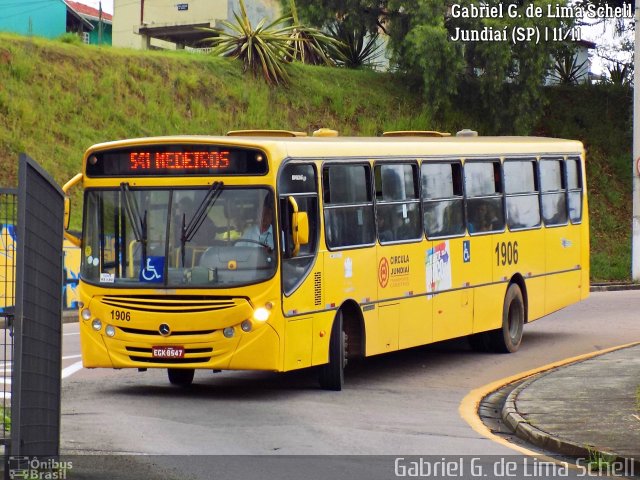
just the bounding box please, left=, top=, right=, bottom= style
left=377, top=214, right=394, bottom=242
left=468, top=201, right=498, bottom=233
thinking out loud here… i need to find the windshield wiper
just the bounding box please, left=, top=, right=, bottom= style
left=120, top=182, right=147, bottom=257
left=181, top=181, right=224, bottom=265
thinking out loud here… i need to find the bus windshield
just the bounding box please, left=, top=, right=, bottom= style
left=81, top=186, right=277, bottom=288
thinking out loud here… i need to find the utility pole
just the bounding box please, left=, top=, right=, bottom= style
left=633, top=0, right=640, bottom=281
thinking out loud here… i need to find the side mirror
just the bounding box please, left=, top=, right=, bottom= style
left=62, top=173, right=83, bottom=247
left=294, top=211, right=309, bottom=246
left=64, top=197, right=71, bottom=231
left=288, top=196, right=309, bottom=257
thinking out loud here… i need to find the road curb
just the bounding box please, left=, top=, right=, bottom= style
left=460, top=342, right=640, bottom=461
left=501, top=347, right=640, bottom=471
left=590, top=283, right=640, bottom=292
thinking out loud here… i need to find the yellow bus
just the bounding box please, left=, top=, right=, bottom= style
left=64, top=130, right=589, bottom=390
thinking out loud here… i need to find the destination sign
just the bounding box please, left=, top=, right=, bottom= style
left=85, top=145, right=268, bottom=177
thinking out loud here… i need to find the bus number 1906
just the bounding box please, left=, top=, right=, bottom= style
left=495, top=241, right=519, bottom=266
left=111, top=310, right=131, bottom=321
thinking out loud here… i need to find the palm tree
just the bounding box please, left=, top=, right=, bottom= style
left=203, top=0, right=296, bottom=85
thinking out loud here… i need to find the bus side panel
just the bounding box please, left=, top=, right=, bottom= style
left=281, top=263, right=324, bottom=370
left=283, top=316, right=313, bottom=371
left=456, top=235, right=496, bottom=335
left=580, top=170, right=590, bottom=300
left=545, top=225, right=582, bottom=314
left=369, top=302, right=400, bottom=355
left=399, top=296, right=432, bottom=349
left=472, top=283, right=505, bottom=334
left=379, top=241, right=431, bottom=351
left=312, top=310, right=336, bottom=366
left=524, top=277, right=545, bottom=322
left=322, top=248, right=378, bottom=351
left=431, top=237, right=474, bottom=342
left=493, top=228, right=545, bottom=321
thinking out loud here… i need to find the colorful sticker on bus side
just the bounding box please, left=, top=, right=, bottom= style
left=426, top=241, right=452, bottom=295
left=0, top=225, right=81, bottom=311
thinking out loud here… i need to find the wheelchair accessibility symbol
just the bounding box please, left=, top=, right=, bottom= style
left=463, top=240, right=471, bottom=263
left=140, top=256, right=164, bottom=283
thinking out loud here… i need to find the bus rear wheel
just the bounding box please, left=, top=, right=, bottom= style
left=489, top=283, right=525, bottom=353
left=319, top=311, right=347, bottom=391
left=168, top=368, right=195, bottom=387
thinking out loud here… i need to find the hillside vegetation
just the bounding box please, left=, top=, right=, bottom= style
left=0, top=33, right=632, bottom=281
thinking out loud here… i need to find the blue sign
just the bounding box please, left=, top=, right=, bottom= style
left=140, top=256, right=164, bottom=283
left=463, top=240, right=471, bottom=263
left=177, top=3, right=188, bottom=11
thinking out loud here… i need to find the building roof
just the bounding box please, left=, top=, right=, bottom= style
left=66, top=1, right=113, bottom=24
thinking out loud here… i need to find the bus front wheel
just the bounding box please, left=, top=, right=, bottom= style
left=168, top=368, right=195, bottom=387
left=319, top=311, right=347, bottom=391
left=490, top=283, right=525, bottom=353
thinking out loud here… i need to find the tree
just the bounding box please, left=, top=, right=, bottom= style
left=203, top=0, right=296, bottom=85
left=288, top=0, right=572, bottom=134
left=204, top=0, right=342, bottom=85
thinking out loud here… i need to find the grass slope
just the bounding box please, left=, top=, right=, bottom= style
left=0, top=34, right=632, bottom=280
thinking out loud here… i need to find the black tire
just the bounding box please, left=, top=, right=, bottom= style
left=319, top=311, right=346, bottom=391
left=489, top=283, right=525, bottom=353
left=168, top=368, right=195, bottom=387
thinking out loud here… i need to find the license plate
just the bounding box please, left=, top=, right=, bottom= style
left=152, top=346, right=185, bottom=359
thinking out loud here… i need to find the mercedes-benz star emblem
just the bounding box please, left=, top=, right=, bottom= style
left=159, top=324, right=171, bottom=336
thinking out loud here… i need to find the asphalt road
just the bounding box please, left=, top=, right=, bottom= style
left=59, top=291, right=640, bottom=479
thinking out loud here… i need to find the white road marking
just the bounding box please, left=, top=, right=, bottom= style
left=62, top=354, right=82, bottom=360
left=63, top=332, right=80, bottom=336
left=61, top=361, right=83, bottom=379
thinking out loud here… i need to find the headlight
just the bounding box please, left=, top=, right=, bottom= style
left=223, top=327, right=235, bottom=338
left=241, top=320, right=252, bottom=332
left=81, top=308, right=92, bottom=321
left=253, top=307, right=270, bottom=322
left=105, top=325, right=116, bottom=337
left=92, top=319, right=102, bottom=331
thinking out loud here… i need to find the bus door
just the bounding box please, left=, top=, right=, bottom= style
left=278, top=163, right=321, bottom=371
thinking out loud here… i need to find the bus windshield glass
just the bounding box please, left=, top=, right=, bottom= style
left=81, top=187, right=277, bottom=288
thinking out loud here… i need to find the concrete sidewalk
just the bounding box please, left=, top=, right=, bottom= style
left=502, top=344, right=640, bottom=468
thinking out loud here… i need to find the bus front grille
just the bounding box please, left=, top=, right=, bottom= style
left=118, top=327, right=216, bottom=336
left=100, top=295, right=239, bottom=314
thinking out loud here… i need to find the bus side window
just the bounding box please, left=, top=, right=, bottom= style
left=540, top=158, right=568, bottom=226
left=566, top=157, right=582, bottom=223
left=323, top=164, right=375, bottom=248
left=375, top=163, right=421, bottom=243
left=504, top=159, right=541, bottom=230
left=421, top=161, right=464, bottom=238
left=464, top=160, right=505, bottom=234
